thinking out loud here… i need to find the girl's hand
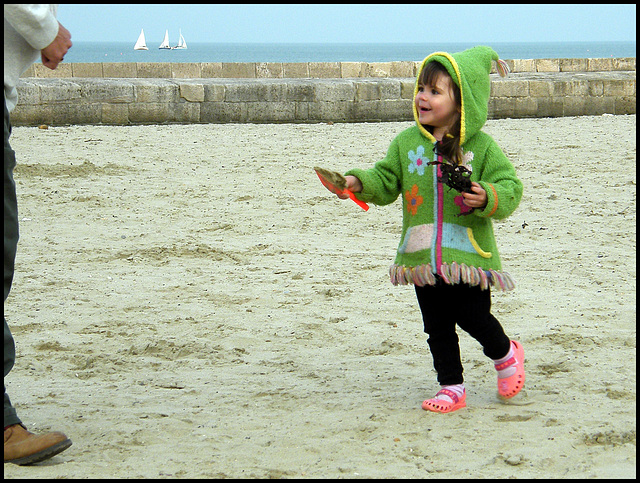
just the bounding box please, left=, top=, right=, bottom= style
left=461, top=182, right=487, bottom=208
left=337, top=175, right=363, bottom=199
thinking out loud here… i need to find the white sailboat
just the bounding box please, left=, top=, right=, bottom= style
left=173, top=29, right=187, bottom=49
left=159, top=30, right=171, bottom=49
left=134, top=29, right=148, bottom=50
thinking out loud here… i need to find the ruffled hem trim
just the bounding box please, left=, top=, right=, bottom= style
left=389, top=263, right=515, bottom=291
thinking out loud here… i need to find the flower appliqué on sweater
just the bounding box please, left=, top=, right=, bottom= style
left=407, top=145, right=426, bottom=175
left=405, top=184, right=423, bottom=215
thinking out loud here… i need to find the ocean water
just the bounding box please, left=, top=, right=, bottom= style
left=64, top=41, right=636, bottom=64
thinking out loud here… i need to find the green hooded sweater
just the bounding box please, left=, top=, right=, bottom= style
left=345, top=46, right=523, bottom=291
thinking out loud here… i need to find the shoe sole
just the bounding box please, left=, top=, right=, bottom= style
left=7, top=438, right=72, bottom=466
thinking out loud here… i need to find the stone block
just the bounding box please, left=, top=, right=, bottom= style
left=32, top=63, right=73, bottom=78
left=353, top=100, right=383, bottom=121
left=309, top=62, right=340, bottom=78
left=224, top=81, right=260, bottom=102
left=491, top=77, right=529, bottom=97
left=200, top=101, right=248, bottom=123
left=168, top=102, right=200, bottom=123
left=512, top=97, right=539, bottom=118
left=385, top=99, right=413, bottom=121
left=136, top=62, right=172, bottom=78
left=340, top=62, right=366, bottom=78
left=400, top=79, right=415, bottom=99
left=79, top=79, right=135, bottom=103
left=613, top=58, right=636, bottom=71
left=563, top=96, right=588, bottom=117
left=552, top=79, right=588, bottom=97
left=584, top=96, right=616, bottom=115
left=588, top=58, right=614, bottom=72
left=488, top=97, right=516, bottom=119
left=535, top=97, right=565, bottom=118
left=389, top=61, right=415, bottom=78
left=201, top=63, right=223, bottom=78
left=355, top=80, right=400, bottom=101
left=203, top=84, right=225, bottom=102
left=39, top=79, right=82, bottom=103
left=355, top=81, right=382, bottom=101
left=72, top=63, right=104, bottom=77
left=528, top=79, right=554, bottom=97
left=171, top=63, right=202, bottom=78
left=284, top=82, right=315, bottom=102
left=587, top=79, right=604, bottom=97
left=282, top=63, right=309, bottom=78
left=133, top=80, right=179, bottom=103
left=222, top=63, right=255, bottom=78
left=128, top=103, right=171, bottom=123
left=247, top=81, right=287, bottom=102
left=179, top=83, right=205, bottom=102
left=101, top=103, right=130, bottom=124
left=614, top=97, right=636, bottom=115
left=536, top=59, right=559, bottom=72
left=103, top=62, right=137, bottom=78
left=294, top=101, right=309, bottom=121
left=511, top=59, right=535, bottom=73
left=308, top=100, right=355, bottom=122
left=15, top=81, right=41, bottom=105
left=604, top=79, right=636, bottom=96
left=364, top=62, right=393, bottom=78
left=314, top=81, right=355, bottom=102
left=11, top=104, right=55, bottom=126
left=559, top=58, right=588, bottom=72
left=569, top=79, right=590, bottom=97
left=354, top=99, right=411, bottom=122
left=246, top=101, right=296, bottom=122
left=51, top=103, right=101, bottom=125
left=256, top=62, right=283, bottom=79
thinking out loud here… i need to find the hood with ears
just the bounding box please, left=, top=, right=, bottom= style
left=413, top=45, right=509, bottom=145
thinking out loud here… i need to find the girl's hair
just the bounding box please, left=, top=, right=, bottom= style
left=418, top=61, right=463, bottom=165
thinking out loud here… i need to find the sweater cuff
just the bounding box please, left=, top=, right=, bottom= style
left=475, top=182, right=498, bottom=218
left=343, top=168, right=374, bottom=202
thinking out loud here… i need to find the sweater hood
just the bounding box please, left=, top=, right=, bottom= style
left=413, top=46, right=509, bottom=145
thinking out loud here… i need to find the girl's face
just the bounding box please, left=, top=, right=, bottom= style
left=415, top=72, right=460, bottom=139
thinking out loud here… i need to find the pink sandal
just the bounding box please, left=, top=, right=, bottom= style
left=496, top=340, right=525, bottom=399
left=422, top=388, right=466, bottom=413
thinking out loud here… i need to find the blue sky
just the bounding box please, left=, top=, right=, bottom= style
left=58, top=4, right=636, bottom=44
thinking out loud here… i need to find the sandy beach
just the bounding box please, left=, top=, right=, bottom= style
left=4, top=115, right=636, bottom=478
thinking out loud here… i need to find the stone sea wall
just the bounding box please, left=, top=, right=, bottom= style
left=12, top=58, right=636, bottom=125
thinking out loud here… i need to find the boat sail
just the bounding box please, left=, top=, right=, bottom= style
left=159, top=30, right=171, bottom=49
left=173, top=29, right=187, bottom=49
left=134, top=29, right=148, bottom=50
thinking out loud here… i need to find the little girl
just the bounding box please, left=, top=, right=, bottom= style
left=334, top=46, right=525, bottom=413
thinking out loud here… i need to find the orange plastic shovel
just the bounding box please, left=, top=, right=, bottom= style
left=314, top=167, right=369, bottom=211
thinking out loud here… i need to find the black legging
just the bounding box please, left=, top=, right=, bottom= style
left=415, top=277, right=511, bottom=386
left=4, top=94, right=21, bottom=427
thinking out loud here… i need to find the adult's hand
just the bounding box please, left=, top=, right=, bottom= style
left=41, top=22, right=72, bottom=70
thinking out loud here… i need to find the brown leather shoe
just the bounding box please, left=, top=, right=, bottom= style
left=4, top=423, right=72, bottom=465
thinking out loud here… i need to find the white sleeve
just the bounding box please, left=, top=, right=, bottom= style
left=4, top=4, right=59, bottom=50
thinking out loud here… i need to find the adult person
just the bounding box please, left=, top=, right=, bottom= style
left=4, top=4, right=74, bottom=465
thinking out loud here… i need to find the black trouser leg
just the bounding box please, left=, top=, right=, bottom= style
left=4, top=94, right=21, bottom=428
left=415, top=278, right=511, bottom=386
